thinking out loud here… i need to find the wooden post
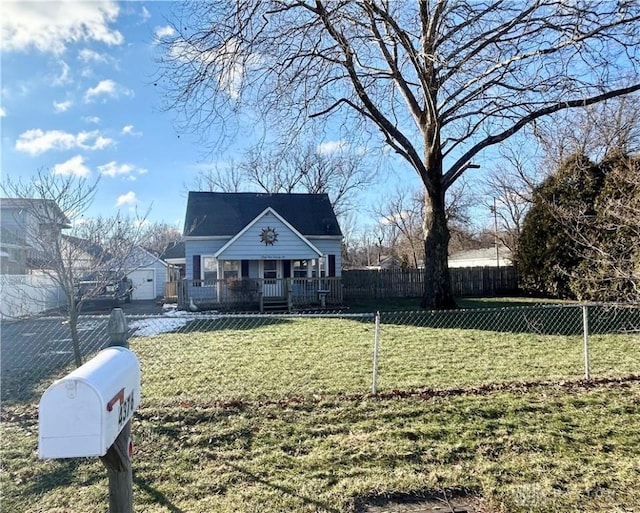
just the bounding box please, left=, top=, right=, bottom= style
left=100, top=308, right=133, bottom=513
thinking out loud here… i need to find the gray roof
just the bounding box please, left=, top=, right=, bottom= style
left=160, top=241, right=185, bottom=260
left=1, top=198, right=71, bottom=228
left=183, top=192, right=342, bottom=237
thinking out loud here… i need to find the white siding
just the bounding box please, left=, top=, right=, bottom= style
left=217, top=212, right=321, bottom=261
left=309, top=238, right=343, bottom=276
left=185, top=239, right=228, bottom=280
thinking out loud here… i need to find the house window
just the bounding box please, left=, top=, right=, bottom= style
left=310, top=258, right=325, bottom=278
left=263, top=260, right=278, bottom=280
left=292, top=260, right=309, bottom=278
left=222, top=260, right=239, bottom=279
left=202, top=256, right=217, bottom=283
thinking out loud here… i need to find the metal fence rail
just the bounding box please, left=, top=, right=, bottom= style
left=2, top=303, right=639, bottom=406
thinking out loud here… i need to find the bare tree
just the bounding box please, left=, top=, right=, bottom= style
left=157, top=1, right=640, bottom=308
left=191, top=142, right=374, bottom=216
left=482, top=141, right=543, bottom=256
left=141, top=222, right=183, bottom=256
left=484, top=96, right=640, bottom=256
left=534, top=95, right=640, bottom=168
left=2, top=171, right=149, bottom=366
left=376, top=187, right=423, bottom=268
left=191, top=160, right=245, bottom=193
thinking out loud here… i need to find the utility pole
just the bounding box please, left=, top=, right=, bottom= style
left=492, top=197, right=500, bottom=268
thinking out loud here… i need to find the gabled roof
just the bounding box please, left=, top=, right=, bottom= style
left=215, top=207, right=323, bottom=259
left=159, top=241, right=185, bottom=260
left=0, top=198, right=71, bottom=228
left=183, top=192, right=342, bottom=238
left=63, top=235, right=106, bottom=260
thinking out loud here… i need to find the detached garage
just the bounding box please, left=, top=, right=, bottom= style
left=127, top=269, right=156, bottom=300
left=124, top=248, right=171, bottom=301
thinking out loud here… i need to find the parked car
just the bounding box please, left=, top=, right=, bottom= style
left=75, top=277, right=133, bottom=308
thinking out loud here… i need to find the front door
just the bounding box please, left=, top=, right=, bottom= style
left=262, top=260, right=283, bottom=297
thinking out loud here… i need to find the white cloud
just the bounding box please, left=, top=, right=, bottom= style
left=78, top=49, right=108, bottom=64
left=1, top=1, right=123, bottom=55
left=53, top=60, right=72, bottom=86
left=168, top=37, right=258, bottom=100
left=84, top=79, right=133, bottom=102
left=122, top=124, right=142, bottom=137
left=0, top=107, right=6, bottom=117
left=116, top=191, right=137, bottom=207
left=53, top=100, right=72, bottom=113
left=140, top=7, right=151, bottom=23
left=15, top=129, right=114, bottom=155
left=83, top=116, right=101, bottom=124
left=317, top=140, right=349, bottom=155
left=98, top=161, right=148, bottom=179
left=154, top=25, right=175, bottom=39
left=52, top=155, right=90, bottom=177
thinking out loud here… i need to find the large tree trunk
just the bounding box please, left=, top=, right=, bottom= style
left=420, top=188, right=456, bottom=310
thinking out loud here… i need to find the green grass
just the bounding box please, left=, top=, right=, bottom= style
left=3, top=382, right=640, bottom=512
left=345, top=295, right=572, bottom=312
left=129, top=316, right=639, bottom=405
left=2, top=308, right=640, bottom=512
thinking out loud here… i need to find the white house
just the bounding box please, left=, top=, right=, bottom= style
left=448, top=246, right=513, bottom=268
left=182, top=192, right=343, bottom=310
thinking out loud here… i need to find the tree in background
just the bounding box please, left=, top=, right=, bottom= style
left=484, top=96, right=640, bottom=260
left=517, top=152, right=640, bottom=301
left=1, top=171, right=149, bottom=366
left=191, top=142, right=374, bottom=217
left=142, top=222, right=183, bottom=257
left=158, top=1, right=640, bottom=308
left=566, top=153, right=640, bottom=301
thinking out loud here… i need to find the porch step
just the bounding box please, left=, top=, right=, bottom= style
left=262, top=297, right=289, bottom=313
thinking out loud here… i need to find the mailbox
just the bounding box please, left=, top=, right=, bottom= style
left=38, top=346, right=141, bottom=459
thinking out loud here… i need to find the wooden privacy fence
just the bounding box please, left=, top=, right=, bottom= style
left=342, top=266, right=518, bottom=299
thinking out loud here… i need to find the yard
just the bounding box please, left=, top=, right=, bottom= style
left=1, top=302, right=639, bottom=512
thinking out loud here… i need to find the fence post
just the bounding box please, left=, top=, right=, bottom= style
left=100, top=308, right=133, bottom=513
left=372, top=311, right=380, bottom=394
left=582, top=304, right=591, bottom=380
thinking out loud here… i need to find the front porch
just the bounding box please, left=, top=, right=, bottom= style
left=178, top=276, right=342, bottom=312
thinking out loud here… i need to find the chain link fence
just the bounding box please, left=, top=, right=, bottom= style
left=2, top=303, right=639, bottom=407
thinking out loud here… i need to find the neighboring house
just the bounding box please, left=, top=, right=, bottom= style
left=365, top=255, right=403, bottom=271
left=123, top=246, right=173, bottom=301
left=1, top=198, right=71, bottom=274
left=73, top=244, right=176, bottom=301
left=160, top=241, right=185, bottom=301
left=0, top=198, right=71, bottom=317
left=160, top=241, right=185, bottom=277
left=448, top=246, right=513, bottom=268
left=182, top=192, right=343, bottom=310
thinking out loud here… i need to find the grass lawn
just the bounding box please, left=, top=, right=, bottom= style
left=2, top=307, right=639, bottom=512
left=345, top=295, right=572, bottom=312
left=2, top=381, right=640, bottom=512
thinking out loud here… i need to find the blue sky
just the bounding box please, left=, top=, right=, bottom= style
left=2, top=1, right=504, bottom=234
left=0, top=1, right=233, bottom=228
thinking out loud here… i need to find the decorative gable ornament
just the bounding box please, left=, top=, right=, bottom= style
left=260, top=226, right=278, bottom=246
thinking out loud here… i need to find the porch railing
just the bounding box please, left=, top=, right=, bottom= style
left=177, top=277, right=342, bottom=310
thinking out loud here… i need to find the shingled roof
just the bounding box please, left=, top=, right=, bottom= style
left=183, top=192, right=342, bottom=238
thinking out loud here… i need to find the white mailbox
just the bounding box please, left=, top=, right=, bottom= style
left=38, top=346, right=141, bottom=459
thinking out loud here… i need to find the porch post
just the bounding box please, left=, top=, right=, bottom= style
left=216, top=259, right=223, bottom=303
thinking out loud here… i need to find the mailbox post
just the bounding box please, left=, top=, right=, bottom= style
left=38, top=308, right=138, bottom=513
left=102, top=308, right=134, bottom=513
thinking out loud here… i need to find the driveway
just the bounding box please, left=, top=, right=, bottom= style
left=1, top=300, right=169, bottom=402
left=73, top=299, right=167, bottom=315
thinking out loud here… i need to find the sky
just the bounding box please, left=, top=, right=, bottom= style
left=0, top=0, right=496, bottom=235
left=0, top=1, right=233, bottom=229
